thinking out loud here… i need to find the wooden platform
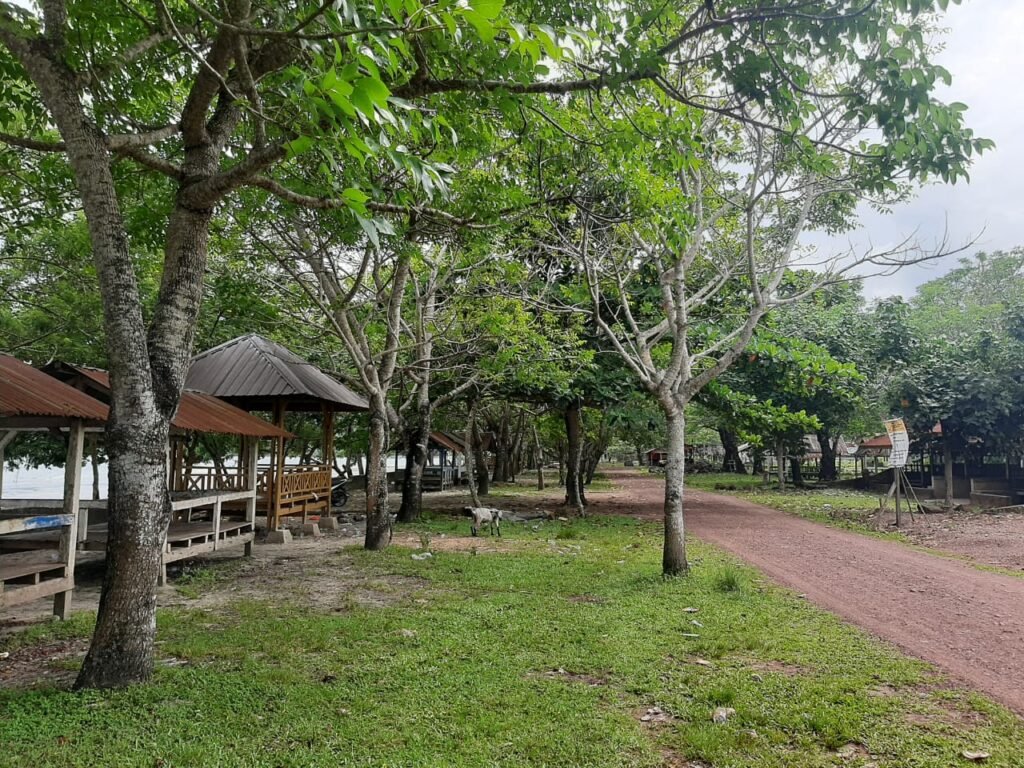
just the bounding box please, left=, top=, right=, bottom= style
left=0, top=517, right=75, bottom=614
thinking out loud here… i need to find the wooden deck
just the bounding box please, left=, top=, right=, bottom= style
left=1, top=487, right=257, bottom=588
left=0, top=514, right=75, bottom=616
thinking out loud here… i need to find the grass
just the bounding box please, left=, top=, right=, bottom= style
left=686, top=472, right=900, bottom=539
left=486, top=471, right=617, bottom=499
left=2, top=515, right=1023, bottom=767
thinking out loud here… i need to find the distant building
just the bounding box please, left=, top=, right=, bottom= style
left=645, top=448, right=668, bottom=467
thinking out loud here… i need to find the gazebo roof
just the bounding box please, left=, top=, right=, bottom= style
left=0, top=355, right=108, bottom=426
left=186, top=334, right=368, bottom=412
left=43, top=363, right=292, bottom=439
left=430, top=431, right=465, bottom=454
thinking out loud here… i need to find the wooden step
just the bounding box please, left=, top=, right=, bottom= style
left=0, top=552, right=65, bottom=584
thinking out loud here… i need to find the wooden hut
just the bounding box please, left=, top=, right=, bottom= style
left=41, top=363, right=292, bottom=583
left=185, top=335, right=368, bottom=531
left=0, top=355, right=107, bottom=619
left=421, top=431, right=465, bottom=491
left=645, top=448, right=668, bottom=467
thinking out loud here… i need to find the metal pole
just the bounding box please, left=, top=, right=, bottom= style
left=897, top=468, right=905, bottom=528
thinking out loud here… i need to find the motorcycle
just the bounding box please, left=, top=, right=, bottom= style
left=330, top=477, right=349, bottom=509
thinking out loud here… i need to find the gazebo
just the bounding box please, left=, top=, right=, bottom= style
left=38, top=362, right=293, bottom=584
left=0, top=355, right=106, bottom=619
left=420, top=431, right=464, bottom=491
left=186, top=335, right=368, bottom=532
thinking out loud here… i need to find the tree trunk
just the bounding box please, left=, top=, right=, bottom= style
left=818, top=430, right=837, bottom=481
left=470, top=412, right=489, bottom=496
left=465, top=400, right=481, bottom=507
left=563, top=401, right=585, bottom=514
left=942, top=422, right=954, bottom=507
left=397, top=405, right=430, bottom=523
left=776, top=440, right=786, bottom=490
left=533, top=424, right=545, bottom=490
left=75, top=420, right=172, bottom=689
left=790, top=456, right=804, bottom=486
left=718, top=428, right=746, bottom=474
left=364, top=402, right=391, bottom=549
left=90, top=437, right=101, bottom=500
left=662, top=407, right=688, bottom=576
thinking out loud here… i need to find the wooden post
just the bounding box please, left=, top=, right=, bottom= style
left=244, top=435, right=258, bottom=556
left=54, top=420, right=84, bottom=620
left=272, top=401, right=287, bottom=531
left=322, top=404, right=335, bottom=466
left=322, top=404, right=335, bottom=517
left=0, top=430, right=15, bottom=502
left=212, top=498, right=222, bottom=550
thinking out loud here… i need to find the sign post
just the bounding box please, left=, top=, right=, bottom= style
left=882, top=418, right=917, bottom=527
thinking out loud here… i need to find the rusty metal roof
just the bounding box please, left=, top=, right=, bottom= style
left=43, top=363, right=291, bottom=438
left=430, top=431, right=464, bottom=454
left=0, top=355, right=109, bottom=422
left=186, top=334, right=368, bottom=412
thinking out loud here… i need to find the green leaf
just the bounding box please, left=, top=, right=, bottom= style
left=285, top=135, right=314, bottom=157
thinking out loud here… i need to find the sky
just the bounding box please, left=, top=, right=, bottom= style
left=814, top=0, right=1024, bottom=300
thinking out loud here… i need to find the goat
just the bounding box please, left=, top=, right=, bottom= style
left=463, top=506, right=503, bottom=537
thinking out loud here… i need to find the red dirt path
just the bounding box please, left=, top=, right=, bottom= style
left=591, top=469, right=1024, bottom=716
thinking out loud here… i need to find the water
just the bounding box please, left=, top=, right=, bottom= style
left=2, top=464, right=107, bottom=499
left=2, top=456, right=408, bottom=499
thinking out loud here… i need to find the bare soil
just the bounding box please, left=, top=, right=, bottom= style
left=898, top=507, right=1024, bottom=572
left=589, top=469, right=1024, bottom=716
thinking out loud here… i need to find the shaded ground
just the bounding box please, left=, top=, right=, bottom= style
left=589, top=468, right=1024, bottom=716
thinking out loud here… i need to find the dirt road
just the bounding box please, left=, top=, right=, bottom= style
left=590, top=470, right=1024, bottom=716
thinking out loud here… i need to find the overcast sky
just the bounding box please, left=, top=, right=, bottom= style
left=813, top=0, right=1024, bottom=300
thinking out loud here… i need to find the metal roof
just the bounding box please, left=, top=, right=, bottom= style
left=186, top=334, right=368, bottom=412
left=0, top=355, right=109, bottom=422
left=430, top=431, right=464, bottom=454
left=43, top=364, right=292, bottom=438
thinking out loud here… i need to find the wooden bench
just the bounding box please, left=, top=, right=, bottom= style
left=0, top=513, right=76, bottom=619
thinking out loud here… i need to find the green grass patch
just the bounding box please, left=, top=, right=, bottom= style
left=687, top=473, right=900, bottom=539
left=1, top=515, right=1021, bottom=767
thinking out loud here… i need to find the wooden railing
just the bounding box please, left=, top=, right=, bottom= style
left=175, top=465, right=248, bottom=493
left=257, top=464, right=332, bottom=529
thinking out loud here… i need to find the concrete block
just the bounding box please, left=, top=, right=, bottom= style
left=265, top=528, right=293, bottom=545
left=319, top=516, right=339, bottom=531
left=300, top=522, right=321, bottom=538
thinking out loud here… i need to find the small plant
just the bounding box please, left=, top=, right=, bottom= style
left=555, top=527, right=579, bottom=540
left=711, top=565, right=744, bottom=593
left=418, top=532, right=433, bottom=551
left=707, top=684, right=737, bottom=706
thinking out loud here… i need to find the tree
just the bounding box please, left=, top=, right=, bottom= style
left=557, top=8, right=987, bottom=573
left=0, top=0, right=586, bottom=688
left=0, top=0, right=988, bottom=682
left=885, top=251, right=1024, bottom=505
left=726, top=332, right=863, bottom=486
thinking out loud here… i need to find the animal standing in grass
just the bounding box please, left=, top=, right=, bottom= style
left=464, top=507, right=503, bottom=537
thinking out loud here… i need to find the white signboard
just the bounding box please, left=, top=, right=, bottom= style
left=883, top=418, right=910, bottom=468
